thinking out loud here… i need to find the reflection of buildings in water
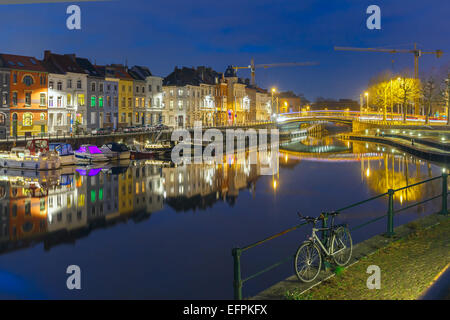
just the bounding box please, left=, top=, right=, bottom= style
left=361, top=152, right=438, bottom=205
left=130, top=162, right=164, bottom=215
left=162, top=151, right=274, bottom=210
left=0, top=179, right=48, bottom=242
left=47, top=173, right=85, bottom=233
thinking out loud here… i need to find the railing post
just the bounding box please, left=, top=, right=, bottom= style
left=386, top=189, right=395, bottom=237
left=232, top=247, right=243, bottom=300
left=441, top=173, right=448, bottom=215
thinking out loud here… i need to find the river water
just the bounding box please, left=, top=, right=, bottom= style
left=0, top=135, right=446, bottom=299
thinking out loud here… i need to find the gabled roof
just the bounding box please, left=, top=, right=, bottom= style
left=42, top=51, right=85, bottom=75
left=101, top=64, right=134, bottom=81
left=0, top=53, right=46, bottom=72
left=130, top=65, right=152, bottom=80
left=75, top=57, right=103, bottom=78
left=128, top=69, right=146, bottom=82
left=163, top=66, right=222, bottom=86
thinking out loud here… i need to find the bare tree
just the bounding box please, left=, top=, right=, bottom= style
left=421, top=75, right=439, bottom=124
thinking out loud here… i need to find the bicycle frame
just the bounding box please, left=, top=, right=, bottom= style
left=309, top=227, right=347, bottom=257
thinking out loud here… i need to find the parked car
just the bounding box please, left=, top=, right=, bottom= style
left=155, top=124, right=169, bottom=131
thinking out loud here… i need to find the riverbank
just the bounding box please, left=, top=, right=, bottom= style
left=252, top=212, right=449, bottom=300
left=342, top=133, right=450, bottom=163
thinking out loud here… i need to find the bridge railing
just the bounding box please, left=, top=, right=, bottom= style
left=231, top=173, right=449, bottom=300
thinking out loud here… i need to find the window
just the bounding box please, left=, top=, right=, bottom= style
left=23, top=113, right=33, bottom=126
left=40, top=93, right=46, bottom=106
left=99, top=83, right=104, bottom=92
left=135, top=113, right=139, bottom=122
left=77, top=94, right=85, bottom=106
left=136, top=86, right=139, bottom=93
left=128, top=86, right=132, bottom=92
left=49, top=96, right=53, bottom=107
left=121, top=97, right=125, bottom=108
left=57, top=96, right=62, bottom=107
left=40, top=113, right=45, bottom=121
left=121, top=113, right=125, bottom=122
left=0, top=113, right=5, bottom=125
left=178, top=101, right=183, bottom=109
left=91, top=82, right=96, bottom=92
left=13, top=73, right=17, bottom=84
left=142, top=86, right=145, bottom=93
left=99, top=96, right=104, bottom=107
left=25, top=92, right=31, bottom=106
left=148, top=84, right=152, bottom=92
left=178, top=89, right=183, bottom=96
left=107, top=84, right=111, bottom=91
left=107, top=96, right=111, bottom=107
left=23, top=75, right=34, bottom=86
left=157, top=85, right=161, bottom=92
left=114, top=97, right=118, bottom=107
left=135, top=98, right=139, bottom=107
left=91, top=112, right=96, bottom=124
left=2, top=92, right=8, bottom=106
left=57, top=82, right=62, bottom=90
left=77, top=80, right=82, bottom=89
left=67, top=94, right=72, bottom=106
left=170, top=100, right=174, bottom=109
left=67, top=79, right=72, bottom=88
left=128, top=98, right=132, bottom=108
left=49, top=81, right=54, bottom=89
left=91, top=96, right=96, bottom=107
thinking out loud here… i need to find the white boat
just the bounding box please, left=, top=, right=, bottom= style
left=0, top=139, right=61, bottom=171
left=74, top=145, right=109, bottom=163
left=50, top=143, right=76, bottom=166
left=100, top=142, right=131, bottom=160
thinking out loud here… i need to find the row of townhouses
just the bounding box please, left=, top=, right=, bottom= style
left=0, top=51, right=272, bottom=138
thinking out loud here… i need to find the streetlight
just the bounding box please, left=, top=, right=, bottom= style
left=271, top=88, right=277, bottom=117
left=364, top=91, right=369, bottom=117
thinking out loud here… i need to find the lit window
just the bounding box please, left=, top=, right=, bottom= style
left=77, top=94, right=85, bottom=106
left=91, top=96, right=96, bottom=107
left=40, top=93, right=46, bottom=106
left=23, top=113, right=33, bottom=126
left=99, top=96, right=104, bottom=107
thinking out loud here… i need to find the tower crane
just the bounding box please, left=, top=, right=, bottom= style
left=334, top=43, right=443, bottom=80
left=233, top=58, right=319, bottom=86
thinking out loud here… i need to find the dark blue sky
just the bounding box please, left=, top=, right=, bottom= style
left=0, top=0, right=448, bottom=101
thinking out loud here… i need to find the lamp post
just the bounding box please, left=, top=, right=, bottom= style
left=271, top=88, right=277, bottom=118
left=364, top=91, right=369, bottom=117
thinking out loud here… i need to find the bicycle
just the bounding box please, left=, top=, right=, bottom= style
left=294, top=211, right=353, bottom=282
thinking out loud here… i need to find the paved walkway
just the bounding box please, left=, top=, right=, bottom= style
left=252, top=213, right=449, bottom=300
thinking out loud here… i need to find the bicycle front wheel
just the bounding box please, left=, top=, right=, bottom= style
left=331, top=227, right=353, bottom=266
left=294, top=242, right=322, bottom=282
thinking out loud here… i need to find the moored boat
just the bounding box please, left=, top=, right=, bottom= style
left=74, top=145, right=109, bottom=163
left=50, top=143, right=76, bottom=165
left=100, top=142, right=131, bottom=160
left=128, top=144, right=156, bottom=160
left=0, top=139, right=61, bottom=171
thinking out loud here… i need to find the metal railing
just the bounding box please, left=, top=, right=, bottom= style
left=231, top=173, right=449, bottom=300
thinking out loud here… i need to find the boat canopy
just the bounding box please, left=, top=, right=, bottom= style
left=76, top=145, right=103, bottom=154
left=105, top=142, right=129, bottom=152
left=50, top=143, right=74, bottom=156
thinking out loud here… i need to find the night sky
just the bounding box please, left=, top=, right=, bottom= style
left=0, top=0, right=448, bottom=101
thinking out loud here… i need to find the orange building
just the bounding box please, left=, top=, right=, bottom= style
left=0, top=54, right=48, bottom=137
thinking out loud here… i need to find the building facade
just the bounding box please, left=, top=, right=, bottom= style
left=0, top=54, right=48, bottom=137
left=129, top=66, right=164, bottom=126
left=0, top=68, right=10, bottom=138
left=128, top=68, right=146, bottom=126
left=75, top=58, right=105, bottom=132
left=95, top=66, right=119, bottom=130
left=43, top=51, right=88, bottom=135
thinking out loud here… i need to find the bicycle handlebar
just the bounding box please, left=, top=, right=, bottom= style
left=297, top=211, right=339, bottom=224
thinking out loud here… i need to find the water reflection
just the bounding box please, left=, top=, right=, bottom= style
left=0, top=137, right=446, bottom=299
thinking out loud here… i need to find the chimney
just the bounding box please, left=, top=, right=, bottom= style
left=44, top=50, right=51, bottom=60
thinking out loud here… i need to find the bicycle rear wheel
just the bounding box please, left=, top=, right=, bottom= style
left=331, top=227, right=352, bottom=266
left=294, top=242, right=322, bottom=282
